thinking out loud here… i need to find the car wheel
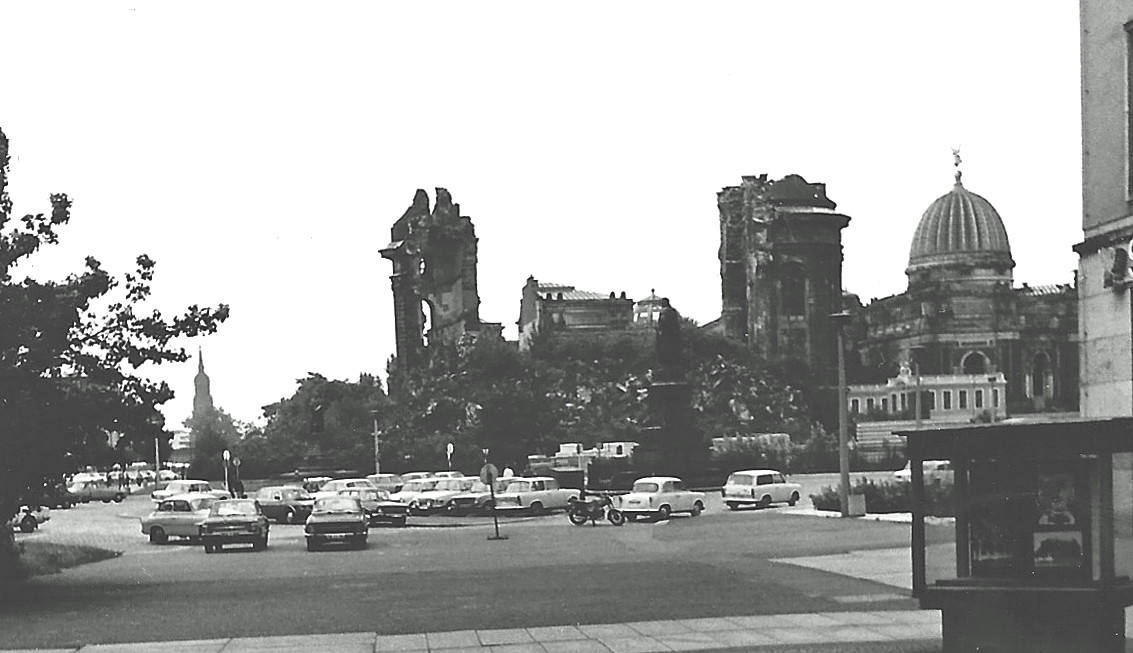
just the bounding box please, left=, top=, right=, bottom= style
left=101, top=499, right=111, bottom=503
left=19, top=516, right=37, bottom=533
left=149, top=527, right=167, bottom=544
left=758, top=495, right=772, bottom=509
left=691, top=501, right=704, bottom=517
left=306, top=538, right=318, bottom=552
left=528, top=502, right=545, bottom=516
left=788, top=492, right=800, bottom=507
left=113, top=494, right=125, bottom=503
left=656, top=505, right=671, bottom=520
left=726, top=501, right=739, bottom=511
left=204, top=542, right=215, bottom=553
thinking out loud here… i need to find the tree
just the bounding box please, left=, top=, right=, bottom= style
left=0, top=128, right=229, bottom=583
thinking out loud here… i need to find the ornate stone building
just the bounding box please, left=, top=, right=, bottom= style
left=380, top=189, right=502, bottom=370
left=716, top=174, right=851, bottom=387
left=714, top=166, right=1078, bottom=421
left=517, top=277, right=638, bottom=351
left=852, top=163, right=1079, bottom=417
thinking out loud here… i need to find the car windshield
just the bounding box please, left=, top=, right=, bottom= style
left=283, top=489, right=311, bottom=500
left=314, top=497, right=359, bottom=513
left=727, top=474, right=753, bottom=485
left=632, top=482, right=660, bottom=493
left=435, top=479, right=466, bottom=491
left=214, top=501, right=257, bottom=516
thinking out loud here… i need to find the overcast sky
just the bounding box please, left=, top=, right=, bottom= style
left=3, top=2, right=1082, bottom=428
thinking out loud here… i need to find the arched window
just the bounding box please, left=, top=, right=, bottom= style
left=1032, top=353, right=1050, bottom=397
left=962, top=351, right=987, bottom=374
left=780, top=264, right=806, bottom=316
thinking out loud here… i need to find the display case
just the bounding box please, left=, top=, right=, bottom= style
left=902, top=418, right=1133, bottom=653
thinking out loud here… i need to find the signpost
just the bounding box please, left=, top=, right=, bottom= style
left=446, top=442, right=454, bottom=470
left=480, top=458, right=506, bottom=541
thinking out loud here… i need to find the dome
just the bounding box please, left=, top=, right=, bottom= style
left=907, top=181, right=1013, bottom=275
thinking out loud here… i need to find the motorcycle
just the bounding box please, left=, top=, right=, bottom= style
left=567, top=492, right=625, bottom=526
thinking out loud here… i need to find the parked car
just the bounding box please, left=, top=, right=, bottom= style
left=311, top=478, right=376, bottom=500
left=493, top=476, right=580, bottom=514
left=141, top=493, right=222, bottom=544
left=410, top=477, right=478, bottom=514
left=722, top=469, right=801, bottom=510
left=151, top=480, right=228, bottom=503
left=198, top=498, right=270, bottom=553
left=305, top=496, right=368, bottom=551
left=31, top=482, right=81, bottom=509
left=447, top=477, right=525, bottom=515
left=432, top=470, right=465, bottom=479
left=338, top=487, right=409, bottom=527
left=620, top=476, right=705, bottom=520
left=389, top=478, right=442, bottom=505
left=894, top=460, right=954, bottom=485
left=254, top=485, right=315, bottom=524
left=9, top=505, right=50, bottom=533
left=69, top=478, right=129, bottom=504
left=365, top=473, right=403, bottom=493
left=398, top=471, right=434, bottom=484
left=300, top=476, right=333, bottom=493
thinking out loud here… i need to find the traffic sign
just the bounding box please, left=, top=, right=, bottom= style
left=479, top=463, right=499, bottom=485
left=231, top=457, right=241, bottom=468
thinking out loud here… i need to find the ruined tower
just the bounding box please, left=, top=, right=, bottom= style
left=380, top=189, right=501, bottom=371
left=717, top=174, right=851, bottom=386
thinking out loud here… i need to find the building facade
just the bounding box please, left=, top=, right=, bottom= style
left=1078, top=0, right=1133, bottom=418
left=517, top=276, right=638, bottom=351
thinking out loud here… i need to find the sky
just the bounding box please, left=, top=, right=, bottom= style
left=2, top=2, right=1083, bottom=429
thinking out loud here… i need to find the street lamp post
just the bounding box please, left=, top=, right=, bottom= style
left=372, top=413, right=381, bottom=475
left=830, top=311, right=853, bottom=518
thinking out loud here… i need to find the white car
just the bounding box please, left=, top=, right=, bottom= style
left=312, top=478, right=376, bottom=500
left=10, top=505, right=50, bottom=533
left=151, top=479, right=228, bottom=503
left=894, top=460, right=954, bottom=484
left=140, top=493, right=222, bottom=544
left=722, top=469, right=801, bottom=510
left=493, top=477, right=580, bottom=514
left=431, top=470, right=465, bottom=479
left=410, top=477, right=478, bottom=514
left=389, top=478, right=442, bottom=504
left=619, top=476, right=705, bottom=520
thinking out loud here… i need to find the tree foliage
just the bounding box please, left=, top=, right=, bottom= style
left=0, top=128, right=229, bottom=584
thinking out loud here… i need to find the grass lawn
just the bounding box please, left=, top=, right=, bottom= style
left=18, top=541, right=121, bottom=577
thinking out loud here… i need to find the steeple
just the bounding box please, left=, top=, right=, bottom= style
left=192, top=347, right=214, bottom=420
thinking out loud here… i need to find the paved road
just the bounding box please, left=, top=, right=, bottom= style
left=3, top=474, right=949, bottom=650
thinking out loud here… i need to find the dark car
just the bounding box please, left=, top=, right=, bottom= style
left=338, top=487, right=409, bottom=527
left=198, top=499, right=270, bottom=553
left=254, top=485, right=315, bottom=524
left=304, top=496, right=368, bottom=551
left=28, top=482, right=81, bottom=510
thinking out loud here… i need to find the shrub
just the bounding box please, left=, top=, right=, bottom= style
left=809, top=477, right=954, bottom=516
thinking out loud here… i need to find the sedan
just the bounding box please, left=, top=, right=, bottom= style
left=410, top=477, right=478, bottom=515
left=198, top=499, right=270, bottom=553
left=141, top=493, right=221, bottom=544
left=619, top=477, right=705, bottom=521
left=254, top=485, right=315, bottom=524
left=305, top=496, right=368, bottom=551
left=338, top=487, right=409, bottom=527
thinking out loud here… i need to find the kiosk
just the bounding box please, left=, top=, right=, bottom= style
left=901, top=418, right=1133, bottom=652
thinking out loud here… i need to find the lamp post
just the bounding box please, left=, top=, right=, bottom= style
left=910, top=345, right=925, bottom=431
left=371, top=412, right=381, bottom=475
left=830, top=311, right=853, bottom=518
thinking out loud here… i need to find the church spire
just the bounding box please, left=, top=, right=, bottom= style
left=193, top=347, right=214, bottom=420
left=198, top=347, right=204, bottom=374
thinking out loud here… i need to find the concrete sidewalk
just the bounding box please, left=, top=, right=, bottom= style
left=7, top=611, right=942, bottom=652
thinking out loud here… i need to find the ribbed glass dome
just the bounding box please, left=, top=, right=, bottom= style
left=907, top=181, right=1013, bottom=275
